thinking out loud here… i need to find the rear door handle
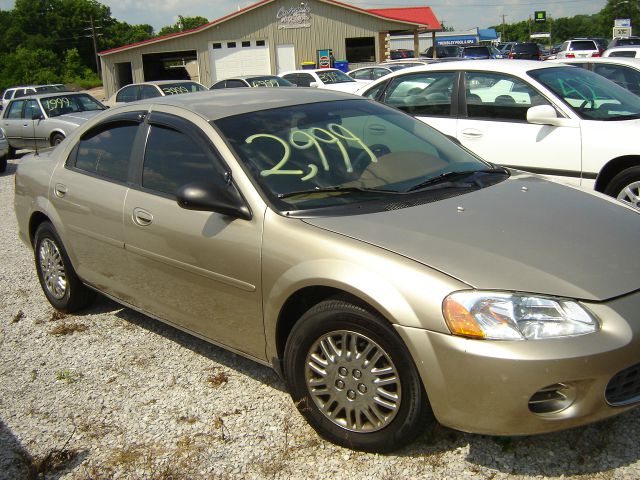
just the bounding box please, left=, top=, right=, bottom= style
left=461, top=128, right=483, bottom=139
left=54, top=183, right=67, bottom=197
left=132, top=207, right=153, bottom=226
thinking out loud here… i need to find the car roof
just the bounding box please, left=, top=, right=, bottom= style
left=606, top=46, right=640, bottom=50
left=550, top=57, right=640, bottom=67
left=136, top=88, right=366, bottom=121
left=124, top=80, right=203, bottom=87
left=7, top=91, right=89, bottom=100
left=385, top=59, right=559, bottom=74
left=280, top=68, right=343, bottom=75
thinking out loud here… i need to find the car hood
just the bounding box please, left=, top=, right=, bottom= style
left=50, top=110, right=103, bottom=126
left=303, top=172, right=640, bottom=301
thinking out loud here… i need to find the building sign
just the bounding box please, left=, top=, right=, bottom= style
left=277, top=4, right=312, bottom=29
left=436, top=36, right=476, bottom=46
left=614, top=26, right=632, bottom=37
left=530, top=32, right=551, bottom=39
left=534, top=11, right=546, bottom=23
left=615, top=18, right=631, bottom=28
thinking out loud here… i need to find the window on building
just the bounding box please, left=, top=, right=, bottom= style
left=346, top=37, right=375, bottom=63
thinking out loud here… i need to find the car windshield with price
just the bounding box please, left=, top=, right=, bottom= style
left=214, top=98, right=507, bottom=212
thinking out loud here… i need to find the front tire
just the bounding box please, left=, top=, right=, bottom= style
left=605, top=166, right=640, bottom=210
left=34, top=222, right=95, bottom=312
left=51, top=133, right=65, bottom=146
left=284, top=299, right=432, bottom=452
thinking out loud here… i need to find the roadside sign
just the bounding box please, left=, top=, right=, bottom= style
left=615, top=18, right=631, bottom=28
left=613, top=26, right=632, bottom=37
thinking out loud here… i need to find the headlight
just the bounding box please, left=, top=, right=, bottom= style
left=443, top=291, right=599, bottom=340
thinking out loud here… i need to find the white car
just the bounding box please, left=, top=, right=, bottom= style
left=0, top=129, right=8, bottom=172
left=603, top=47, right=640, bottom=58
left=548, top=57, right=640, bottom=96
left=104, top=80, right=207, bottom=107
left=358, top=59, right=640, bottom=209
left=556, top=39, right=601, bottom=59
left=279, top=68, right=363, bottom=93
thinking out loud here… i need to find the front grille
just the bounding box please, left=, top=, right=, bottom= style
left=606, top=362, right=640, bottom=406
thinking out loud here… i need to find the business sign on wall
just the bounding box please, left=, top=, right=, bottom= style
left=277, top=4, right=312, bottom=29
left=436, top=36, right=476, bottom=46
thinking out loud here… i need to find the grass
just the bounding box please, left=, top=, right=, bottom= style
left=55, top=369, right=83, bottom=383
left=49, top=310, right=67, bottom=321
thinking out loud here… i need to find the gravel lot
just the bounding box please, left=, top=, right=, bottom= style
left=1, top=156, right=640, bottom=480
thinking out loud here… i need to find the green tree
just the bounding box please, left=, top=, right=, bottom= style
left=0, top=47, right=61, bottom=90
left=157, top=15, right=209, bottom=36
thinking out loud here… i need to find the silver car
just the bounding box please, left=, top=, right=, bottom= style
left=1, top=92, right=106, bottom=154
left=0, top=129, right=8, bottom=172
left=14, top=89, right=640, bottom=453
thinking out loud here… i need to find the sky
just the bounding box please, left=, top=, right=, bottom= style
left=0, top=0, right=606, bottom=33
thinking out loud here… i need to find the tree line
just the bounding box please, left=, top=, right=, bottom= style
left=0, top=0, right=208, bottom=92
left=490, top=0, right=640, bottom=45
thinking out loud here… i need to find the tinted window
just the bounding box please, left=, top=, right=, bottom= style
left=569, top=41, right=597, bottom=51
left=616, top=38, right=640, bottom=46
left=529, top=66, right=640, bottom=120
left=74, top=122, right=138, bottom=182
left=140, top=85, right=161, bottom=99
left=24, top=99, right=43, bottom=120
left=41, top=94, right=105, bottom=117
left=116, top=86, right=139, bottom=103
left=362, top=81, right=387, bottom=100
left=6, top=100, right=25, bottom=119
left=3, top=90, right=14, bottom=100
left=245, top=76, right=294, bottom=87
left=225, top=79, right=249, bottom=88
left=593, top=64, right=640, bottom=96
left=317, top=70, right=355, bottom=85
left=351, top=69, right=372, bottom=80
left=158, top=82, right=206, bottom=95
left=142, top=125, right=216, bottom=196
left=294, top=73, right=314, bottom=87
left=210, top=81, right=226, bottom=89
left=609, top=50, right=638, bottom=58
left=465, top=72, right=549, bottom=121
left=384, top=72, right=455, bottom=116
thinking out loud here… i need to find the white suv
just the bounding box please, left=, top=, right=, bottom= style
left=556, top=39, right=601, bottom=59
left=1, top=84, right=67, bottom=110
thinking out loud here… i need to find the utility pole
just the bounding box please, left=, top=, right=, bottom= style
left=84, top=16, right=102, bottom=77
left=501, top=14, right=507, bottom=41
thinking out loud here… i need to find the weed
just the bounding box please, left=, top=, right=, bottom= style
left=12, top=309, right=26, bottom=323
left=49, top=321, right=88, bottom=336
left=177, top=415, right=199, bottom=424
left=28, top=428, right=80, bottom=478
left=49, top=310, right=67, bottom=321
left=55, top=369, right=83, bottom=383
left=206, top=369, right=229, bottom=388
left=30, top=369, right=37, bottom=381
left=211, top=415, right=230, bottom=441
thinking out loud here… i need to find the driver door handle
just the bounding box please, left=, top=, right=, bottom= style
left=461, top=128, right=483, bottom=138
left=132, top=207, right=153, bottom=226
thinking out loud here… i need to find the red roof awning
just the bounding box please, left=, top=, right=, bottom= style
left=367, top=7, right=441, bottom=30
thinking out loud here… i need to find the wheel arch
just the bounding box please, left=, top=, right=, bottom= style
left=28, top=211, right=52, bottom=247
left=49, top=130, right=66, bottom=145
left=595, top=155, right=640, bottom=193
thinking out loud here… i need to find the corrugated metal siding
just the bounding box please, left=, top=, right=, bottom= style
left=100, top=0, right=417, bottom=97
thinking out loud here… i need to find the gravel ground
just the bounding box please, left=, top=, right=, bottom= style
left=1, top=156, right=640, bottom=480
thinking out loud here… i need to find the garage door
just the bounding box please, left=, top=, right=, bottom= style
left=209, top=40, right=271, bottom=82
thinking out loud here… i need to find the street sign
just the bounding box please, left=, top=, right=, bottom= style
left=615, top=18, right=631, bottom=28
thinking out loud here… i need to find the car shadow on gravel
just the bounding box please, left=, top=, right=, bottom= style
left=1, top=159, right=18, bottom=176
left=88, top=295, right=285, bottom=391
left=395, top=407, right=640, bottom=475
left=0, top=419, right=89, bottom=479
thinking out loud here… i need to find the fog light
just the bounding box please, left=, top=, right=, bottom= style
left=528, top=383, right=575, bottom=414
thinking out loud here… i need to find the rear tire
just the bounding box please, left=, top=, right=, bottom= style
left=51, top=133, right=65, bottom=146
left=604, top=166, right=640, bottom=210
left=34, top=222, right=95, bottom=312
left=0, top=155, right=6, bottom=173
left=284, top=298, right=433, bottom=453
left=7, top=145, right=15, bottom=159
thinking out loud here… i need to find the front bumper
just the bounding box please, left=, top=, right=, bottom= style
left=395, top=290, right=640, bottom=435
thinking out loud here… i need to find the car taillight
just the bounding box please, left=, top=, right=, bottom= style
left=592, top=51, right=601, bottom=57
left=509, top=51, right=514, bottom=59
left=566, top=53, right=575, bottom=58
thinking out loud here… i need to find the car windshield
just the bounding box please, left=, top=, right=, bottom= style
left=158, top=82, right=207, bottom=95
left=214, top=99, right=499, bottom=212
left=246, top=76, right=294, bottom=87
left=40, top=94, right=106, bottom=117
left=317, top=70, right=355, bottom=84
left=529, top=66, right=640, bottom=120
left=35, top=85, right=67, bottom=93
left=463, top=47, right=489, bottom=58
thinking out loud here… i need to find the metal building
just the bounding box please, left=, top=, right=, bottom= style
left=99, top=0, right=441, bottom=97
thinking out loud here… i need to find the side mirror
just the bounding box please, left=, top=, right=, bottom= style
left=32, top=113, right=44, bottom=120
left=176, top=179, right=251, bottom=220
left=526, top=105, right=576, bottom=127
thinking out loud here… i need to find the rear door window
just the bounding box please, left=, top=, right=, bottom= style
left=383, top=72, right=456, bottom=116
left=6, top=100, right=25, bottom=119
left=116, top=85, right=139, bottom=103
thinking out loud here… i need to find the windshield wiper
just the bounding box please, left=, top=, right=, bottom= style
left=278, top=186, right=402, bottom=199
left=405, top=167, right=508, bottom=192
